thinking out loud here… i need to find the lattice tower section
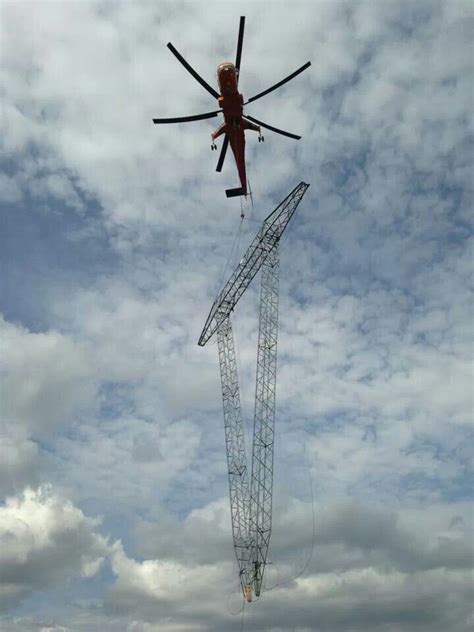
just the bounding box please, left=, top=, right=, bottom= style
left=249, top=242, right=280, bottom=596
left=216, top=311, right=253, bottom=590
left=199, top=182, right=310, bottom=602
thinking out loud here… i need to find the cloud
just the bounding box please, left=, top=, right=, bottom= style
left=0, top=429, right=40, bottom=497
left=103, top=499, right=473, bottom=631
left=105, top=542, right=233, bottom=625
left=50, top=415, right=203, bottom=518
left=1, top=497, right=471, bottom=629
left=134, top=498, right=233, bottom=565
left=0, top=1, right=472, bottom=630
left=0, top=316, right=98, bottom=434
left=0, top=486, right=110, bottom=612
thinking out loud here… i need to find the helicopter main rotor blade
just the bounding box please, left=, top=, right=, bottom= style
left=245, top=61, right=311, bottom=104
left=244, top=115, right=302, bottom=140
left=167, top=42, right=220, bottom=100
left=235, top=16, right=245, bottom=72
left=216, top=135, right=229, bottom=172
left=153, top=110, right=221, bottom=124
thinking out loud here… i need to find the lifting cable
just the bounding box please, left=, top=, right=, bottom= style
left=226, top=427, right=316, bottom=631
left=229, top=221, right=252, bottom=435
left=208, top=217, right=243, bottom=348
left=264, top=442, right=316, bottom=593
left=216, top=217, right=244, bottom=296
left=240, top=596, right=246, bottom=632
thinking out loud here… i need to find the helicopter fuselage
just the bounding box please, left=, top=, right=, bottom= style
left=212, top=62, right=260, bottom=196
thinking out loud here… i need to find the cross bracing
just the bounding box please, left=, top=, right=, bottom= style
left=198, top=181, right=310, bottom=347
left=198, top=182, right=309, bottom=601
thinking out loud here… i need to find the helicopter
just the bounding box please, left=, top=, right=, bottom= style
left=153, top=16, right=311, bottom=198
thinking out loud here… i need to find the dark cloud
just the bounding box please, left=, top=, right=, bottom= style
left=0, top=488, right=110, bottom=612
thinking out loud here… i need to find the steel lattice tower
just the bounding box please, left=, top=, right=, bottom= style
left=249, top=243, right=280, bottom=597
left=199, top=182, right=309, bottom=601
left=216, top=313, right=252, bottom=589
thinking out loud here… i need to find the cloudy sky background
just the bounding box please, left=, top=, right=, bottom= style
left=1, top=1, right=473, bottom=630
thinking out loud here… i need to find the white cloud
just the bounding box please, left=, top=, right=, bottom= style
left=0, top=1, right=472, bottom=629
left=50, top=415, right=202, bottom=515
left=0, top=428, right=40, bottom=497
left=0, top=486, right=110, bottom=611
left=0, top=316, right=98, bottom=434
left=103, top=498, right=473, bottom=631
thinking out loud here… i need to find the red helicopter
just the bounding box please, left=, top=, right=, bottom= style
left=153, top=17, right=311, bottom=198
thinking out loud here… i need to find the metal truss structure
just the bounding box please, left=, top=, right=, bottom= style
left=199, top=182, right=309, bottom=601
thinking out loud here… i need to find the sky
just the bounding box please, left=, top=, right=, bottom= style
left=0, top=1, right=473, bottom=630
